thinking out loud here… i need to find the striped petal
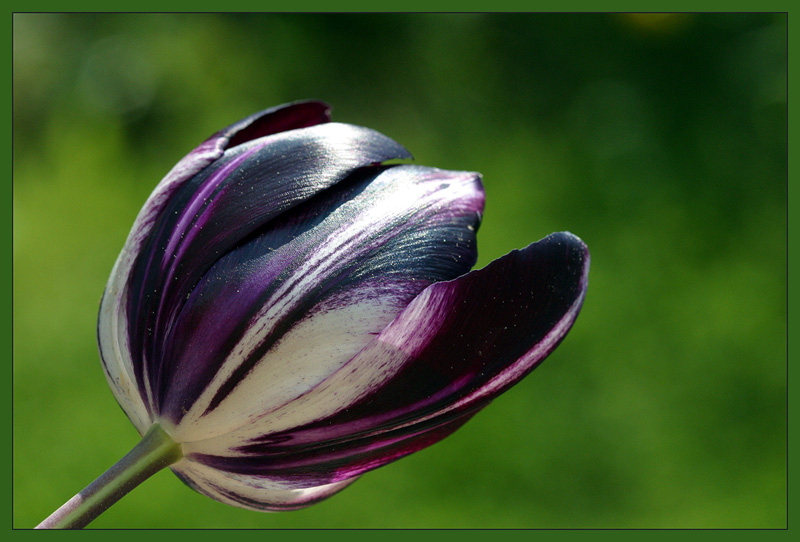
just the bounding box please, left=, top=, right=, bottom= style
left=100, top=121, right=411, bottom=429
left=182, top=232, right=589, bottom=492
left=99, top=100, right=334, bottom=433
left=158, top=165, right=484, bottom=441
left=129, top=123, right=410, bottom=419
left=171, top=460, right=359, bottom=512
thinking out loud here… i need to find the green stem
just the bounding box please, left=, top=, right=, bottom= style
left=35, top=424, right=182, bottom=529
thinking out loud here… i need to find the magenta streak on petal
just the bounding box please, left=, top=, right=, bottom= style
left=113, top=135, right=226, bottom=333
left=195, top=213, right=453, bottom=416
left=296, top=234, right=589, bottom=439
left=103, top=103, right=342, bottom=426
left=157, top=167, right=483, bottom=426
left=187, top=408, right=474, bottom=487
left=142, top=149, right=259, bottom=408
left=191, top=170, right=483, bottom=420
left=137, top=125, right=413, bottom=384
left=285, top=416, right=470, bottom=483
left=184, top=233, right=587, bottom=487
left=161, top=148, right=258, bottom=277
left=101, top=138, right=230, bottom=415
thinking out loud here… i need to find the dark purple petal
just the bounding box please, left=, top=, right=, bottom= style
left=185, top=100, right=332, bottom=172
left=132, top=101, right=333, bottom=256
left=158, top=165, right=484, bottom=436
left=189, top=414, right=474, bottom=491
left=98, top=101, right=332, bottom=426
left=185, top=232, right=589, bottom=486
left=125, top=123, right=412, bottom=415
left=219, top=100, right=332, bottom=149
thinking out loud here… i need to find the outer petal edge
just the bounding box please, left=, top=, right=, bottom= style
left=182, top=232, right=589, bottom=487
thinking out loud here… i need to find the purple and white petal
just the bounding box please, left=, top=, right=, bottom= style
left=160, top=165, right=484, bottom=441
left=99, top=101, right=333, bottom=432
left=181, top=232, right=589, bottom=484
left=185, top=413, right=475, bottom=491
left=109, top=123, right=410, bottom=421
left=170, top=460, right=358, bottom=512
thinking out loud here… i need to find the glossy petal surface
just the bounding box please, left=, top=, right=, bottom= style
left=183, top=232, right=589, bottom=491
left=128, top=123, right=411, bottom=417
left=99, top=101, right=334, bottom=431
left=161, top=165, right=484, bottom=440
left=100, top=120, right=411, bottom=431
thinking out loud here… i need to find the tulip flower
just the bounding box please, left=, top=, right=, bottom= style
left=37, top=100, right=589, bottom=529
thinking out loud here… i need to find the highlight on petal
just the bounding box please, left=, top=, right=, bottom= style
left=100, top=115, right=412, bottom=429
left=181, top=232, right=589, bottom=495
left=126, top=122, right=412, bottom=368
left=106, top=100, right=332, bottom=303
left=159, top=165, right=484, bottom=441
left=171, top=460, right=359, bottom=512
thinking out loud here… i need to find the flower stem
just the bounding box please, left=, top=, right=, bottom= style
left=35, top=424, right=182, bottom=529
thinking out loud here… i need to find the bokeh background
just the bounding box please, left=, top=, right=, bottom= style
left=13, top=13, right=786, bottom=528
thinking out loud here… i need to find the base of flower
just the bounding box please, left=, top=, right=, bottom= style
left=36, top=424, right=182, bottom=529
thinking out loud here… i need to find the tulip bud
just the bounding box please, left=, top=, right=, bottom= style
left=45, top=100, right=589, bottom=524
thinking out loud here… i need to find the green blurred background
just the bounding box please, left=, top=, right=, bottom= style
left=13, top=13, right=786, bottom=528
